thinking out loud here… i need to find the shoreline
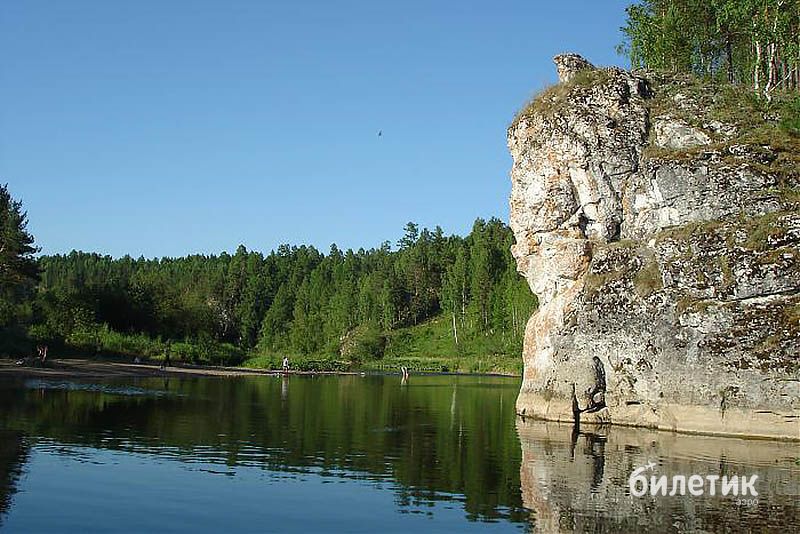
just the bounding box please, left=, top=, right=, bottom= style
left=0, top=358, right=356, bottom=380
left=0, top=358, right=521, bottom=380
left=516, top=392, right=800, bottom=442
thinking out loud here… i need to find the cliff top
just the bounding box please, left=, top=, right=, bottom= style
left=510, top=54, right=800, bottom=187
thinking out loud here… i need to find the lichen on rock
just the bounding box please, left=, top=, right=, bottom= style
left=508, top=54, right=800, bottom=439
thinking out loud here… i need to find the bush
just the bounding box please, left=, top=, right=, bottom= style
left=171, top=337, right=244, bottom=366
left=25, top=320, right=245, bottom=367
left=97, top=328, right=162, bottom=357
left=779, top=96, right=800, bottom=137
left=339, top=325, right=386, bottom=362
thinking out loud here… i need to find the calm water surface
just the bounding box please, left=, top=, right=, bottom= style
left=0, top=374, right=797, bottom=532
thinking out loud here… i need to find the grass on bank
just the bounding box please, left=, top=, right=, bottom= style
left=242, top=353, right=350, bottom=373
left=9, top=315, right=523, bottom=375
left=18, top=323, right=246, bottom=367
left=245, top=316, right=523, bottom=375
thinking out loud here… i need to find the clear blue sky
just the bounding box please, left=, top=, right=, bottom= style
left=1, top=0, right=631, bottom=258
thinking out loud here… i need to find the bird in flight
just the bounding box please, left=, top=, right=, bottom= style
left=377, top=130, right=382, bottom=137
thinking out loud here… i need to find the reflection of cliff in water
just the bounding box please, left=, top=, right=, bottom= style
left=518, top=418, right=800, bottom=532
left=0, top=430, right=29, bottom=527
left=0, top=375, right=528, bottom=523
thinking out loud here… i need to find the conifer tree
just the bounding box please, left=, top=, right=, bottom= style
left=0, top=184, right=39, bottom=327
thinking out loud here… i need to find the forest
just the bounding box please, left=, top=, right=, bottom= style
left=621, top=0, right=800, bottom=98
left=0, top=184, right=535, bottom=372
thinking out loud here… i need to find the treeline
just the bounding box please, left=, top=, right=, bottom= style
left=620, top=0, right=800, bottom=97
left=25, top=219, right=535, bottom=365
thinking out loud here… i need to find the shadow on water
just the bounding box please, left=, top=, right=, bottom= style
left=0, top=430, right=28, bottom=527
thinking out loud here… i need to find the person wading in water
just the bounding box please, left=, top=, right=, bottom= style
left=160, top=341, right=172, bottom=370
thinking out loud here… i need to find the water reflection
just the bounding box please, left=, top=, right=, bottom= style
left=0, top=375, right=528, bottom=528
left=0, top=430, right=28, bottom=527
left=0, top=375, right=797, bottom=532
left=518, top=418, right=800, bottom=532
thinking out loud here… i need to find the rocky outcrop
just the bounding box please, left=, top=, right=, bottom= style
left=508, top=54, right=800, bottom=440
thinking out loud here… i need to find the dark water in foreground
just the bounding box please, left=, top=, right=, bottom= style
left=0, top=374, right=797, bottom=532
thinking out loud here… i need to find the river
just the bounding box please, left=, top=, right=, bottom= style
left=0, top=374, right=797, bottom=532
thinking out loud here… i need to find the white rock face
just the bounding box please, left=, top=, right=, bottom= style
left=509, top=59, right=649, bottom=422
left=654, top=118, right=711, bottom=149
left=508, top=55, right=799, bottom=439
left=553, top=53, right=594, bottom=83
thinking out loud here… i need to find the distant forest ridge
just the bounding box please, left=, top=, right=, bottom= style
left=27, top=218, right=536, bottom=365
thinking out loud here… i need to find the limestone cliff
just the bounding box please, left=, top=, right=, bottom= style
left=508, top=54, right=800, bottom=440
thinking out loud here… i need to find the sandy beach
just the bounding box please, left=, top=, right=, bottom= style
left=0, top=358, right=352, bottom=380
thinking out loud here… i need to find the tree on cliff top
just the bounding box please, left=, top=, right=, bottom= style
left=0, top=184, right=39, bottom=327
left=619, top=0, right=800, bottom=97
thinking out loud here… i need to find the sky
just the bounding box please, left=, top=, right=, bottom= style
left=1, top=0, right=632, bottom=258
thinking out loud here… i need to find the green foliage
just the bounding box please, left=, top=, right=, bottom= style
left=0, top=326, right=32, bottom=358
left=620, top=1, right=800, bottom=96
left=27, top=218, right=532, bottom=365
left=244, top=314, right=525, bottom=375
left=380, top=316, right=527, bottom=375
left=0, top=184, right=39, bottom=330
left=779, top=96, right=800, bottom=136
left=169, top=337, right=245, bottom=366
left=340, top=324, right=386, bottom=362
left=242, top=353, right=350, bottom=372
left=22, top=217, right=536, bottom=371
left=65, top=325, right=161, bottom=358
left=384, top=317, right=458, bottom=360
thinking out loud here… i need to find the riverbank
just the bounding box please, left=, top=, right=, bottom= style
left=0, top=358, right=361, bottom=380
left=0, top=357, right=520, bottom=380
left=2, top=317, right=524, bottom=377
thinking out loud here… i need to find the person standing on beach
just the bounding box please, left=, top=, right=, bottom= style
left=282, top=356, right=289, bottom=373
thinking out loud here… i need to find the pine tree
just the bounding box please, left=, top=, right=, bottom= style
left=0, top=184, right=39, bottom=327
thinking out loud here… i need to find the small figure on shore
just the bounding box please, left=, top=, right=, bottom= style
left=16, top=345, right=49, bottom=367
left=37, top=345, right=48, bottom=366
left=160, top=341, right=172, bottom=370
left=282, top=356, right=289, bottom=373
left=400, top=366, right=409, bottom=384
